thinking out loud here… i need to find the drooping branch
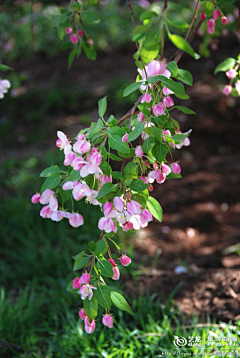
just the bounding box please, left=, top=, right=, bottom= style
left=117, top=95, right=142, bottom=126
left=184, top=0, right=200, bottom=41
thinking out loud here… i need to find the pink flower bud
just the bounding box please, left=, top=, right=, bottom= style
left=140, top=209, right=153, bottom=225
left=199, top=12, right=206, bottom=21
left=122, top=133, right=128, bottom=142
left=103, top=202, right=113, bottom=217
left=102, top=314, right=113, bottom=328
left=56, top=139, right=62, bottom=148
left=153, top=103, right=166, bottom=116
left=80, top=273, right=90, bottom=284
left=65, top=27, right=72, bottom=35
left=221, top=16, right=228, bottom=24
left=163, top=86, right=174, bottom=96
left=127, top=201, right=141, bottom=215
left=135, top=145, right=143, bottom=158
left=120, top=255, right=131, bottom=267
left=153, top=163, right=159, bottom=169
left=113, top=196, right=125, bottom=212
left=155, top=170, right=166, bottom=184
left=207, top=19, right=215, bottom=34
left=122, top=222, right=134, bottom=231
left=171, top=163, right=181, bottom=174
left=163, top=96, right=174, bottom=108
left=111, top=267, right=120, bottom=280
left=137, top=112, right=145, bottom=122
left=109, top=259, right=116, bottom=267
left=223, top=85, right=232, bottom=96
left=79, top=308, right=86, bottom=320
left=212, top=9, right=221, bottom=21
left=148, top=184, right=154, bottom=192
left=87, top=39, right=94, bottom=46
left=235, top=80, right=240, bottom=95
left=31, top=193, right=41, bottom=204
left=72, top=277, right=82, bottom=289
left=226, top=69, right=237, bottom=79
left=70, top=34, right=78, bottom=44
left=100, top=175, right=112, bottom=186
left=84, top=317, right=96, bottom=334
left=145, top=161, right=149, bottom=165
left=64, top=152, right=76, bottom=166
left=69, top=213, right=84, bottom=227
left=78, top=29, right=83, bottom=37
left=161, top=163, right=171, bottom=175
left=141, top=93, right=152, bottom=103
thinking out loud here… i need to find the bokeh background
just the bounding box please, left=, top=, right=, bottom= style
left=1, top=1, right=240, bottom=357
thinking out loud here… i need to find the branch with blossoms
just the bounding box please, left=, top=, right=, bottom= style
left=30, top=0, right=239, bottom=334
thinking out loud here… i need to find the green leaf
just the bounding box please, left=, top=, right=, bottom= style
left=172, top=134, right=188, bottom=141
left=168, top=34, right=200, bottom=60
left=88, top=241, right=96, bottom=252
left=98, top=96, right=107, bottom=118
left=41, top=174, right=61, bottom=193
left=82, top=41, right=97, bottom=61
left=129, top=179, right=148, bottom=192
left=90, top=0, right=98, bottom=4
left=53, top=13, right=69, bottom=27
left=69, top=169, right=81, bottom=181
left=167, top=18, right=189, bottom=30
left=152, top=142, right=168, bottom=163
left=128, top=123, right=144, bottom=142
left=147, top=76, right=185, bottom=96
left=96, top=182, right=118, bottom=200
left=205, top=0, right=214, bottom=17
left=108, top=128, right=130, bottom=154
left=71, top=0, right=80, bottom=11
left=84, top=296, right=98, bottom=321
left=97, top=259, right=114, bottom=277
left=111, top=291, right=133, bottom=314
left=0, top=64, right=13, bottom=72
left=59, top=187, right=71, bottom=203
left=95, top=284, right=111, bottom=310
left=100, top=161, right=112, bottom=177
left=214, top=58, right=236, bottom=75
left=175, top=69, right=193, bottom=86
left=123, top=161, right=139, bottom=180
left=40, top=165, right=63, bottom=178
left=146, top=196, right=163, bottom=222
left=167, top=172, right=182, bottom=179
left=140, top=10, right=157, bottom=21
left=109, top=153, right=122, bottom=161
left=123, top=81, right=143, bottom=97
left=73, top=250, right=85, bottom=261
left=112, top=171, right=123, bottom=181
left=94, top=239, right=107, bottom=256
left=66, top=280, right=77, bottom=293
left=174, top=105, right=196, bottom=115
left=68, top=48, right=76, bottom=69
left=151, top=125, right=162, bottom=141
left=142, top=136, right=155, bottom=154
left=166, top=62, right=178, bottom=77
left=81, top=11, right=100, bottom=24
left=73, top=256, right=89, bottom=271
left=117, top=148, right=135, bottom=158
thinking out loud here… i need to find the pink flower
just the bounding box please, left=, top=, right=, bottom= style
left=79, top=283, right=97, bottom=300
left=150, top=169, right=166, bottom=184
left=80, top=151, right=103, bottom=179
left=64, top=152, right=76, bottom=166
left=109, top=258, right=116, bottom=267
left=100, top=175, right=112, bottom=186
left=122, top=222, right=134, bottom=231
left=127, top=201, right=141, bottom=215
left=65, top=27, right=72, bottom=35
left=226, top=69, right=237, bottom=79
left=235, top=80, right=240, bottom=95
left=175, top=130, right=191, bottom=149
left=70, top=34, right=78, bottom=44
left=207, top=19, right=215, bottom=34
left=78, top=29, right=83, bottom=37
left=122, top=133, right=129, bottom=142
left=171, top=163, right=181, bottom=174
left=103, top=202, right=118, bottom=218
left=73, top=139, right=91, bottom=154
left=72, top=157, right=85, bottom=171
left=62, top=181, right=76, bottom=191
left=57, top=131, right=72, bottom=155
left=120, top=255, right=131, bottom=266
left=163, top=86, right=174, bottom=96
left=212, top=9, right=221, bottom=21
left=137, top=112, right=145, bottom=122
left=114, top=196, right=125, bottom=212
left=50, top=210, right=65, bottom=222
left=84, top=317, right=96, bottom=334
left=40, top=205, right=53, bottom=219
left=135, top=145, right=143, bottom=158
left=72, top=182, right=92, bottom=201
left=153, top=103, right=166, bottom=116
left=163, top=96, right=174, bottom=108
left=111, top=267, right=120, bottom=280
left=31, top=193, right=41, bottom=204
left=199, top=12, right=206, bottom=21
left=79, top=308, right=86, bottom=320
left=223, top=85, right=232, bottom=96
left=161, top=163, right=171, bottom=176
left=72, top=277, right=82, bottom=289
left=69, top=213, right=84, bottom=227
left=98, top=217, right=117, bottom=233
left=140, top=209, right=153, bottom=225
left=221, top=16, right=228, bottom=24
left=102, top=314, right=113, bottom=328
left=138, top=60, right=171, bottom=79
left=40, top=189, right=58, bottom=211
left=80, top=273, right=90, bottom=284
left=162, top=130, right=171, bottom=141
left=141, top=93, right=152, bottom=103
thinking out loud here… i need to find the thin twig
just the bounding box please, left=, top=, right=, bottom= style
left=99, top=230, right=104, bottom=240
left=117, top=95, right=142, bottom=126
left=184, top=0, right=200, bottom=40
left=163, top=0, right=168, bottom=11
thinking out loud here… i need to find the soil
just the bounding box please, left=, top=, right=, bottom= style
left=3, top=37, right=240, bottom=322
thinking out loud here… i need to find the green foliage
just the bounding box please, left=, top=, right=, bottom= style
left=147, top=196, right=163, bottom=222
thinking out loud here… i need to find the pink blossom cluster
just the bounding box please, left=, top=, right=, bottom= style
left=65, top=27, right=83, bottom=44
left=199, top=9, right=228, bottom=34
left=222, top=64, right=240, bottom=96
left=0, top=79, right=11, bottom=99
left=78, top=308, right=113, bottom=334
left=98, top=197, right=153, bottom=233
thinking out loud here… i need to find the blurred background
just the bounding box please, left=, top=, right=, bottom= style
left=0, top=1, right=240, bottom=357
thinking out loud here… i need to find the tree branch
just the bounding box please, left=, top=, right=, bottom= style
left=117, top=95, right=142, bottom=126
left=184, top=0, right=200, bottom=41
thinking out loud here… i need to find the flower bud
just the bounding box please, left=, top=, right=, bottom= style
left=31, top=193, right=41, bottom=204
left=111, top=267, right=120, bottom=280
left=65, top=27, right=72, bottom=35
left=122, top=133, right=128, bottom=142
left=171, top=163, right=181, bottom=174
left=141, top=93, right=152, bottom=103
left=84, top=317, right=96, bottom=334
left=102, top=314, right=113, bottom=328
left=72, top=277, right=82, bottom=289
left=135, top=145, right=143, bottom=158
left=70, top=34, right=78, bottom=44
left=78, top=308, right=86, bottom=320
left=153, top=103, right=166, bottom=116
left=212, top=10, right=221, bottom=21
left=221, top=16, right=228, bottom=24
left=137, top=112, right=145, bottom=122
left=78, top=29, right=83, bottom=37
left=120, top=255, right=131, bottom=267
left=226, top=69, right=237, bottom=79
left=163, top=96, right=174, bottom=108
left=207, top=19, right=215, bottom=34
left=222, top=85, right=232, bottom=96
left=109, top=258, right=116, bottom=267
left=199, top=12, right=206, bottom=21
left=235, top=80, right=240, bottom=95
left=69, top=213, right=84, bottom=227
left=80, top=273, right=90, bottom=284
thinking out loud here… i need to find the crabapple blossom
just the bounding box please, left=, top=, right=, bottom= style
left=102, top=314, right=113, bottom=328
left=98, top=217, right=117, bottom=233
left=109, top=258, right=116, bottom=267
left=78, top=29, right=83, bottom=37
left=223, top=85, right=232, bottom=96
left=161, top=163, right=171, bottom=176
left=120, top=255, right=132, bottom=266
left=172, top=163, right=181, bottom=174
left=212, top=9, right=221, bottom=21
left=122, top=133, right=129, bottom=142
left=79, top=283, right=97, bottom=300
left=72, top=277, right=82, bottom=289
left=226, top=69, right=237, bottom=79
left=40, top=205, right=53, bottom=219
left=80, top=273, right=90, bottom=284
left=163, top=96, right=174, bottom=108
left=207, top=19, right=215, bottom=34
left=65, top=27, right=72, bottom=34
left=112, top=267, right=120, bottom=280
left=100, top=174, right=112, bottom=186
left=79, top=308, right=86, bottom=320
left=64, top=152, right=76, bottom=166
left=127, top=201, right=142, bottom=215
left=0, top=79, right=11, bottom=98
left=138, top=60, right=171, bottom=79
left=73, top=139, right=91, bottom=154
left=199, top=12, right=206, bottom=21
left=221, top=16, right=228, bottom=24
left=135, top=145, right=143, bottom=158
left=163, top=86, right=174, bottom=96
left=235, top=80, right=240, bottom=95
left=84, top=317, right=96, bottom=334
left=70, top=34, right=78, bottom=44
left=141, top=93, right=152, bottom=103
left=69, top=213, right=84, bottom=227
left=137, top=112, right=145, bottom=122
left=40, top=189, right=58, bottom=211
left=153, top=103, right=165, bottom=116
left=31, top=193, right=41, bottom=204
left=57, top=131, right=72, bottom=155
left=140, top=209, right=153, bottom=226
